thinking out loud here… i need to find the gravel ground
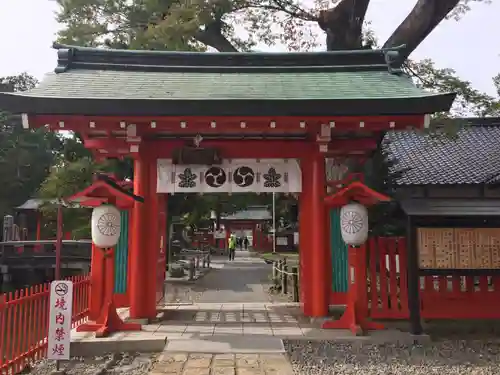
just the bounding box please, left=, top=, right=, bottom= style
left=27, top=352, right=158, bottom=375
left=284, top=340, right=500, bottom=375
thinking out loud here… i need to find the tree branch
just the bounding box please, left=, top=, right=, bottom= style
left=194, top=19, right=239, bottom=52
left=383, top=0, right=460, bottom=61
left=318, top=0, right=371, bottom=50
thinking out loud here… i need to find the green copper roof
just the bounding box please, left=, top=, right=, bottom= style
left=0, top=44, right=456, bottom=116
left=24, top=69, right=431, bottom=101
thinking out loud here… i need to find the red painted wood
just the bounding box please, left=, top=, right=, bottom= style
left=368, top=237, right=408, bottom=320
left=329, top=291, right=348, bottom=305
left=299, top=155, right=313, bottom=315
left=82, top=138, right=377, bottom=159
left=366, top=237, right=500, bottom=321
left=129, top=158, right=151, bottom=319
left=323, top=244, right=384, bottom=333
left=156, top=194, right=167, bottom=304
left=397, top=238, right=409, bottom=317
left=369, top=237, right=379, bottom=314
left=377, top=237, right=389, bottom=314
left=0, top=276, right=90, bottom=374
left=32, top=115, right=426, bottom=133
left=309, top=153, right=329, bottom=317
left=387, top=238, right=399, bottom=313
left=357, top=243, right=369, bottom=319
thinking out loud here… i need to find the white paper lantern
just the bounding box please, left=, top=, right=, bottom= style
left=340, top=203, right=368, bottom=246
left=91, top=204, right=121, bottom=248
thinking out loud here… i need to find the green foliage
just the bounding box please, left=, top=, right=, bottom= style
left=37, top=152, right=112, bottom=239
left=405, top=60, right=500, bottom=118
left=52, top=0, right=495, bottom=236
left=0, top=74, right=62, bottom=220
left=55, top=0, right=489, bottom=53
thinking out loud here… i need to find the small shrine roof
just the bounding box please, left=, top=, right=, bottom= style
left=324, top=181, right=390, bottom=207
left=0, top=44, right=455, bottom=117
left=384, top=117, right=500, bottom=185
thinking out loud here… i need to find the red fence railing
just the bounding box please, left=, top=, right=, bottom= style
left=365, top=237, right=500, bottom=320
left=0, top=275, right=90, bottom=375
left=366, top=237, right=409, bottom=319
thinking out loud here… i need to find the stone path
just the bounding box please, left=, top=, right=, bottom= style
left=149, top=252, right=296, bottom=374
left=196, top=251, right=272, bottom=303
left=150, top=353, right=293, bottom=375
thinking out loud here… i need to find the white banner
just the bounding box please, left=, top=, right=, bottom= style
left=47, top=281, right=73, bottom=360
left=157, top=159, right=302, bottom=194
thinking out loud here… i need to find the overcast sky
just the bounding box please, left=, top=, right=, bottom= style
left=0, top=0, right=498, bottom=95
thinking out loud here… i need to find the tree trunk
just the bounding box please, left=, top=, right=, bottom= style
left=194, top=20, right=238, bottom=52
left=318, top=0, right=371, bottom=50
left=383, top=0, right=460, bottom=61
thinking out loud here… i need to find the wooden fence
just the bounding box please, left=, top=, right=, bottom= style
left=365, top=237, right=500, bottom=320
left=0, top=275, right=90, bottom=374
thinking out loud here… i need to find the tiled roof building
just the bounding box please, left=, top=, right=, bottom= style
left=383, top=117, right=500, bottom=186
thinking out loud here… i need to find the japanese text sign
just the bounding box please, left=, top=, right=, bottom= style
left=47, top=280, right=73, bottom=360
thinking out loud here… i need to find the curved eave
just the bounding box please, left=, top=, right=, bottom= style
left=0, top=92, right=456, bottom=117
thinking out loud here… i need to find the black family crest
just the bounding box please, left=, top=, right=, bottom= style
left=233, top=166, right=255, bottom=187
left=204, top=167, right=227, bottom=188
left=263, top=167, right=282, bottom=188
left=178, top=168, right=197, bottom=188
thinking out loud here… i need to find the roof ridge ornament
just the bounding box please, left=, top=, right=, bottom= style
left=54, top=42, right=75, bottom=74
left=382, top=44, right=405, bottom=75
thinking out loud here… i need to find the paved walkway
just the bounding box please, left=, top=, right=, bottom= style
left=150, top=252, right=297, bottom=374
left=196, top=251, right=272, bottom=303
left=72, top=251, right=399, bottom=374
left=150, top=353, right=293, bottom=375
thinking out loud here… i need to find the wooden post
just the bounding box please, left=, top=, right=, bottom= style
left=272, top=261, right=278, bottom=281
left=322, top=243, right=384, bottom=334
left=407, top=217, right=423, bottom=335
left=308, top=153, right=329, bottom=317
left=292, top=267, right=299, bottom=302
left=299, top=155, right=312, bottom=315
left=129, top=157, right=150, bottom=319
left=282, top=259, right=288, bottom=294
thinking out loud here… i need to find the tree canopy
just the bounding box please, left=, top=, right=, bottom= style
left=44, top=0, right=499, bottom=236
left=56, top=0, right=489, bottom=57
left=0, top=74, right=62, bottom=220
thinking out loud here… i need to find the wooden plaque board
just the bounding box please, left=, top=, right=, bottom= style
left=418, top=228, right=500, bottom=269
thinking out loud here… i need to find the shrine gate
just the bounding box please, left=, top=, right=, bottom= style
left=0, top=44, right=454, bottom=325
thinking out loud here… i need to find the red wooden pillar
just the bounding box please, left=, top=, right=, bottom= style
left=147, top=159, right=160, bottom=310
left=299, top=156, right=312, bottom=315
left=89, top=243, right=104, bottom=320
left=157, top=194, right=167, bottom=303
left=323, top=243, right=383, bottom=333
left=129, top=154, right=157, bottom=320
left=301, top=153, right=329, bottom=317
left=312, top=153, right=330, bottom=316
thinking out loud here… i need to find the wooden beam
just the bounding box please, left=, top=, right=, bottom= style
left=82, top=138, right=377, bottom=159
left=32, top=114, right=426, bottom=134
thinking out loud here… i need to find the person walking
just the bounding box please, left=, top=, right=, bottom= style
left=243, top=236, right=249, bottom=250
left=228, top=234, right=236, bottom=261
